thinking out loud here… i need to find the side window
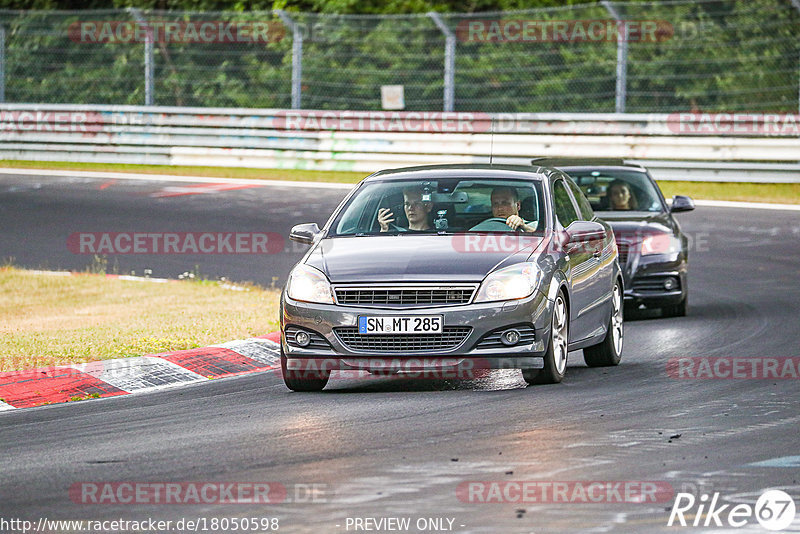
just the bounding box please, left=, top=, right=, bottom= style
left=553, top=180, right=580, bottom=227
left=335, top=185, right=378, bottom=234
left=566, top=177, right=594, bottom=220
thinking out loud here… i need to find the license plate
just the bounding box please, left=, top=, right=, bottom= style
left=358, top=316, right=443, bottom=334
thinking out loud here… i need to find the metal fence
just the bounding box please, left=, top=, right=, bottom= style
left=2, top=104, right=799, bottom=181
left=0, top=0, right=799, bottom=113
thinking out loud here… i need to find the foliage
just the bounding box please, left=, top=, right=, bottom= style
left=0, top=0, right=797, bottom=112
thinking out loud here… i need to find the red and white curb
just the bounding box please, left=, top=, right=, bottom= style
left=0, top=332, right=282, bottom=410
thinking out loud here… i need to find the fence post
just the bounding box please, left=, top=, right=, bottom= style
left=0, top=26, right=5, bottom=103
left=428, top=12, right=455, bottom=112
left=791, top=0, right=800, bottom=114
left=129, top=8, right=154, bottom=106
left=602, top=1, right=627, bottom=113
left=276, top=10, right=303, bottom=110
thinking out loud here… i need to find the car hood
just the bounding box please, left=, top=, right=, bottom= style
left=596, top=211, right=675, bottom=240
left=305, top=234, right=543, bottom=283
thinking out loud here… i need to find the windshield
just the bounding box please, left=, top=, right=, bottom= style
left=565, top=170, right=665, bottom=212
left=330, top=178, right=546, bottom=236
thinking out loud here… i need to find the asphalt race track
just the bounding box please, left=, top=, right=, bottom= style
left=1, top=173, right=799, bottom=533
left=0, top=173, right=350, bottom=287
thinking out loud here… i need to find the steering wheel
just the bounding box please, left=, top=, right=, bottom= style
left=481, top=217, right=524, bottom=232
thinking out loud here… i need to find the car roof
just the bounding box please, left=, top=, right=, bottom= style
left=531, top=157, right=647, bottom=172
left=558, top=165, right=649, bottom=174
left=364, top=164, right=553, bottom=182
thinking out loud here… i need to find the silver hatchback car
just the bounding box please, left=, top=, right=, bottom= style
left=280, top=164, right=624, bottom=391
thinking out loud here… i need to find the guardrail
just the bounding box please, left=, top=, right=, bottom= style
left=2, top=104, right=799, bottom=182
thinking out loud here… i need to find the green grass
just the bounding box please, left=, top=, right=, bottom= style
left=0, top=159, right=364, bottom=184
left=657, top=181, right=800, bottom=205
left=0, top=267, right=281, bottom=372
left=1, top=160, right=798, bottom=203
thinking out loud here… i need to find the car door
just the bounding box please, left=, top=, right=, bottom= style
left=565, top=176, right=614, bottom=337
left=552, top=178, right=597, bottom=343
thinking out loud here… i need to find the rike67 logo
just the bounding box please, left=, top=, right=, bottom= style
left=668, top=489, right=796, bottom=531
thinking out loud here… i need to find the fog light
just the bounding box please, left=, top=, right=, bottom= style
left=663, top=277, right=678, bottom=290
left=295, top=330, right=311, bottom=347
left=501, top=329, right=521, bottom=346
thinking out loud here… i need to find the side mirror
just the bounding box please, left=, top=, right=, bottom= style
left=289, top=223, right=321, bottom=245
left=566, top=220, right=606, bottom=243
left=670, top=195, right=695, bottom=213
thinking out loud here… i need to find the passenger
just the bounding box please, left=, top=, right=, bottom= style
left=378, top=187, right=433, bottom=232
left=470, top=186, right=537, bottom=232
left=607, top=179, right=638, bottom=210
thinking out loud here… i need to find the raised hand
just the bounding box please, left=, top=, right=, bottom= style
left=378, top=208, right=395, bottom=232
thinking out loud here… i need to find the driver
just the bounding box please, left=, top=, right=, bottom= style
left=470, top=187, right=537, bottom=232
left=607, top=179, right=638, bottom=210
left=378, top=187, right=433, bottom=232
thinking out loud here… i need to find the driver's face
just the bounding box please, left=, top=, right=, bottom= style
left=491, top=190, right=519, bottom=218
left=610, top=184, right=631, bottom=209
left=404, top=191, right=431, bottom=225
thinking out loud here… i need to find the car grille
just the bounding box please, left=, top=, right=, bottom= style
left=617, top=243, right=630, bottom=265
left=285, top=326, right=332, bottom=350
left=632, top=277, right=681, bottom=292
left=334, top=286, right=476, bottom=307
left=334, top=326, right=472, bottom=352
left=475, top=325, right=536, bottom=350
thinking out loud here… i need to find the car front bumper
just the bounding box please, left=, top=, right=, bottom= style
left=280, top=289, right=553, bottom=372
left=622, top=253, right=687, bottom=307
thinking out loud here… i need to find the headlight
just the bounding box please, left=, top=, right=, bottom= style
left=474, top=263, right=542, bottom=303
left=287, top=264, right=334, bottom=304
left=641, top=234, right=682, bottom=256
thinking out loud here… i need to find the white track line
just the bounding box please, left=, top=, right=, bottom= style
left=0, top=167, right=355, bottom=190
left=692, top=199, right=800, bottom=212
left=2, top=167, right=797, bottom=210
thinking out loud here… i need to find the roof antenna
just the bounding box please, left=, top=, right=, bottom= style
left=489, top=117, right=495, bottom=166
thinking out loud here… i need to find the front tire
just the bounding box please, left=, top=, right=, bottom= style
left=281, top=346, right=330, bottom=392
left=583, top=281, right=624, bottom=367
left=523, top=291, right=568, bottom=385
